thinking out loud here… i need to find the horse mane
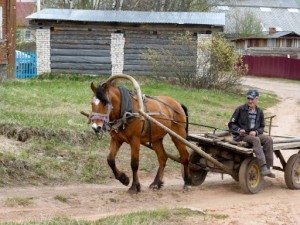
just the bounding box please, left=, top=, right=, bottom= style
left=96, top=83, right=110, bottom=106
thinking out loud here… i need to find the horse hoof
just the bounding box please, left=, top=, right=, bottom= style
left=183, top=185, right=192, bottom=192
left=119, top=173, right=130, bottom=186
left=149, top=181, right=163, bottom=190
left=149, top=184, right=159, bottom=191
left=128, top=184, right=141, bottom=194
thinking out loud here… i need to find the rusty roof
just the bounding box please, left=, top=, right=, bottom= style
left=17, top=2, right=36, bottom=27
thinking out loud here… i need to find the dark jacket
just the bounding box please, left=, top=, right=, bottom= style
left=228, top=104, right=265, bottom=140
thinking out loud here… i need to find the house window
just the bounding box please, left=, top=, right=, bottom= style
left=0, top=7, right=2, bottom=40
left=25, top=30, right=31, bottom=40
left=217, top=6, right=229, bottom=11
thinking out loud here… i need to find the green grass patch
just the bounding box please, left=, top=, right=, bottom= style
left=0, top=74, right=278, bottom=186
left=0, top=74, right=277, bottom=133
left=4, top=196, right=33, bottom=207
left=0, top=208, right=228, bottom=225
left=54, top=195, right=68, bottom=203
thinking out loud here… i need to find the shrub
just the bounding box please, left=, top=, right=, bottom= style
left=143, top=33, right=247, bottom=90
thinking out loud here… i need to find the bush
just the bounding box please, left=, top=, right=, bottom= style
left=142, top=33, right=247, bottom=90
left=196, top=35, right=248, bottom=89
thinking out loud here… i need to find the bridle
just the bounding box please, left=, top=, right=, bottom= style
left=90, top=94, right=113, bottom=134
left=90, top=104, right=113, bottom=126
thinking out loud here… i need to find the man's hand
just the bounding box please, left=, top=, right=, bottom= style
left=239, top=129, right=246, bottom=136
left=249, top=131, right=256, bottom=136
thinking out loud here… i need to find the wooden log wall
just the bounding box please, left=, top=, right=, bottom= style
left=123, top=30, right=197, bottom=76
left=50, top=28, right=112, bottom=75
left=245, top=47, right=300, bottom=59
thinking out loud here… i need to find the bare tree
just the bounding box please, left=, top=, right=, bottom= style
left=41, top=0, right=218, bottom=11
left=228, top=9, right=264, bottom=38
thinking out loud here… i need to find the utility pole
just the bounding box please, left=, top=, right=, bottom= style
left=7, top=0, right=17, bottom=79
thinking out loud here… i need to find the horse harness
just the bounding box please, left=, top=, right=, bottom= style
left=90, top=86, right=185, bottom=145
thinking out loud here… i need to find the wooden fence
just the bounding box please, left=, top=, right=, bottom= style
left=243, top=55, right=300, bottom=80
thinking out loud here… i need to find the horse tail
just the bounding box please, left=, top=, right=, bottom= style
left=181, top=104, right=189, bottom=137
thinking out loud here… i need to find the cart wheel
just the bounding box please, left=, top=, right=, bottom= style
left=239, top=157, right=263, bottom=194
left=284, top=154, right=300, bottom=190
left=187, top=151, right=208, bottom=186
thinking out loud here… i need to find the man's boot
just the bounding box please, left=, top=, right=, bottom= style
left=260, top=165, right=275, bottom=178
left=267, top=166, right=276, bottom=178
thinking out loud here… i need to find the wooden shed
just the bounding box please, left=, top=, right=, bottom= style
left=27, top=9, right=225, bottom=76
left=233, top=29, right=300, bottom=58
left=0, top=0, right=16, bottom=79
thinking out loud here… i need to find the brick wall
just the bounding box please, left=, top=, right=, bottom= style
left=197, top=34, right=212, bottom=76
left=111, top=33, right=125, bottom=74
left=0, top=0, right=7, bottom=64
left=36, top=28, right=50, bottom=74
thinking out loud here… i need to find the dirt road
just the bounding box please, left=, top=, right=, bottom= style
left=0, top=77, right=300, bottom=224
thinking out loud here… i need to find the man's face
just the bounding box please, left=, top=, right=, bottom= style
left=247, top=97, right=258, bottom=109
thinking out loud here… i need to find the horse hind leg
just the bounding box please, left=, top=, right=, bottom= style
left=171, top=135, right=192, bottom=190
left=149, top=139, right=168, bottom=190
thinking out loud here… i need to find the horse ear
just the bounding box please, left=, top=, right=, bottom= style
left=101, top=82, right=110, bottom=91
left=91, top=82, right=97, bottom=94
left=110, top=81, right=117, bottom=86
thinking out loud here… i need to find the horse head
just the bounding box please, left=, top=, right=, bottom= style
left=90, top=82, right=113, bottom=133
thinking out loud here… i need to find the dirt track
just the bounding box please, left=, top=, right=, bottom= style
left=0, top=77, right=300, bottom=224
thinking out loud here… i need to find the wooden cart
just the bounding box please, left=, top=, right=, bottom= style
left=101, top=74, right=300, bottom=194
left=187, top=132, right=300, bottom=194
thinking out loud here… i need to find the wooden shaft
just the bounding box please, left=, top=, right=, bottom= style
left=105, top=74, right=144, bottom=112
left=80, top=111, right=89, bottom=117
left=139, top=110, right=234, bottom=176
left=106, top=74, right=234, bottom=177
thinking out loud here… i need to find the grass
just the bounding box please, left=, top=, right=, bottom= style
left=0, top=73, right=278, bottom=186
left=4, top=196, right=33, bottom=207
left=0, top=74, right=278, bottom=224
left=0, top=207, right=228, bottom=225
left=0, top=74, right=277, bottom=133
left=54, top=195, right=68, bottom=203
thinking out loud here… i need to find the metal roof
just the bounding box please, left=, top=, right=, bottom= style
left=231, top=31, right=300, bottom=40
left=267, top=31, right=300, bottom=38
left=27, top=8, right=225, bottom=26
left=215, top=0, right=300, bottom=8
left=212, top=6, right=300, bottom=34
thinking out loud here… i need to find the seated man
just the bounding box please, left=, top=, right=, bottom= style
left=228, top=89, right=275, bottom=178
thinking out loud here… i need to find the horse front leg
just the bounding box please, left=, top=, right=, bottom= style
left=128, top=137, right=141, bottom=193
left=149, top=140, right=167, bottom=190
left=107, top=139, right=130, bottom=186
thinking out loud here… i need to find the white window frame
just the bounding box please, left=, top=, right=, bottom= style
left=25, top=30, right=31, bottom=40
left=260, top=7, right=272, bottom=12
left=288, top=8, right=299, bottom=13
left=217, top=6, right=229, bottom=11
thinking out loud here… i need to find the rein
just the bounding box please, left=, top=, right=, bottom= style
left=146, top=96, right=185, bottom=115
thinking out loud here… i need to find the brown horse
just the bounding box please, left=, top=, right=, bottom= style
left=87, top=80, right=191, bottom=193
